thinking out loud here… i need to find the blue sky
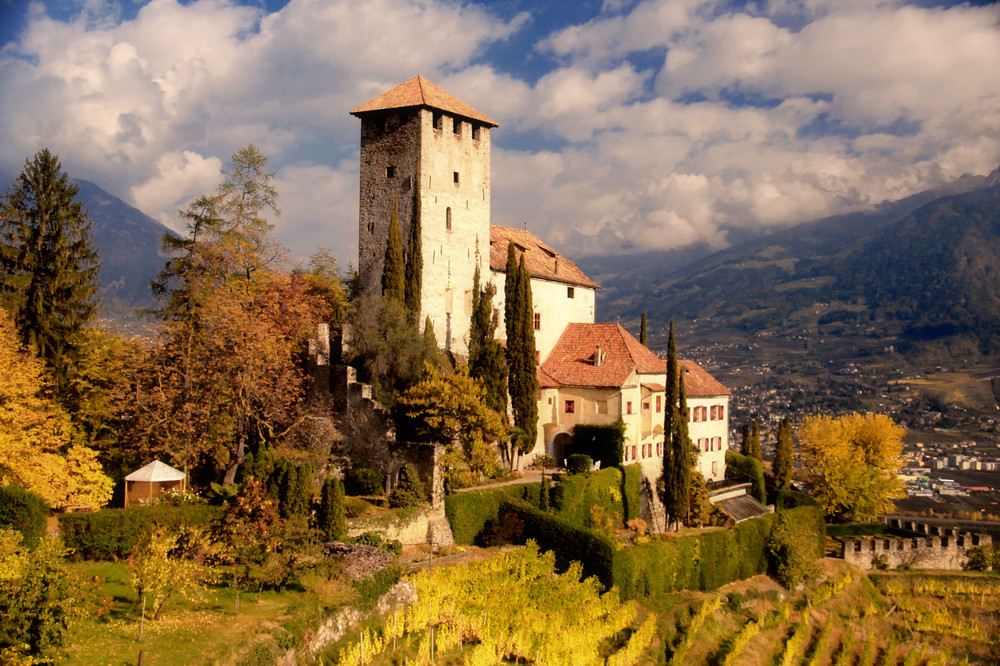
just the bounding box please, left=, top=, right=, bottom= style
left=1, top=0, right=998, bottom=270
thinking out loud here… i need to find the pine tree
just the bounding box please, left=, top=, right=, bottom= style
left=640, top=310, right=647, bottom=346
left=773, top=417, right=793, bottom=491
left=382, top=198, right=404, bottom=303
left=0, top=149, right=100, bottom=399
left=404, top=178, right=422, bottom=320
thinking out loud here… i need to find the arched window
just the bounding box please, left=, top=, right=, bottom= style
left=446, top=207, right=452, bottom=231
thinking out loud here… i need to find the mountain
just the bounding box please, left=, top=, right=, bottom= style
left=588, top=167, right=1000, bottom=355
left=73, top=179, right=176, bottom=320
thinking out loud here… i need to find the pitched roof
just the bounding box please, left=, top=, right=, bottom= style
left=489, top=226, right=599, bottom=290
left=350, top=75, right=498, bottom=126
left=541, top=323, right=665, bottom=388
left=125, top=460, right=186, bottom=483
left=680, top=360, right=731, bottom=398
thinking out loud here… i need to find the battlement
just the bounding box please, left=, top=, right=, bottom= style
left=838, top=531, right=991, bottom=570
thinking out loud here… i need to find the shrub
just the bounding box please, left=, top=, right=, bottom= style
left=571, top=421, right=625, bottom=469
left=773, top=489, right=820, bottom=509
left=387, top=464, right=426, bottom=508
left=552, top=466, right=630, bottom=529
left=316, top=477, right=346, bottom=541
left=351, top=532, right=402, bottom=556
left=444, top=484, right=535, bottom=545
left=965, top=544, right=996, bottom=571
left=59, top=505, right=220, bottom=561
left=528, top=454, right=557, bottom=469
left=566, top=453, right=593, bottom=475
left=343, top=496, right=374, bottom=519
left=0, top=485, right=49, bottom=547
left=344, top=465, right=384, bottom=496
left=725, top=450, right=766, bottom=503
left=768, top=512, right=820, bottom=588
left=621, top=463, right=641, bottom=523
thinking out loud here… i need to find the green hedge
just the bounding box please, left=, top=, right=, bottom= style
left=59, top=505, right=220, bottom=561
left=0, top=485, right=49, bottom=547
left=497, top=500, right=824, bottom=600
left=772, top=488, right=819, bottom=510
left=444, top=484, right=536, bottom=545
left=571, top=421, right=625, bottom=470
left=498, top=499, right=617, bottom=589
left=725, top=450, right=766, bottom=503
left=552, top=466, right=637, bottom=528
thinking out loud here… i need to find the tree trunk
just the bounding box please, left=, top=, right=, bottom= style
left=222, top=432, right=247, bottom=485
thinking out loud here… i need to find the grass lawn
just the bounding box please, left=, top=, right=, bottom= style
left=62, top=561, right=315, bottom=666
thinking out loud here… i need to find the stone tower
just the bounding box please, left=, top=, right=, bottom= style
left=351, top=76, right=497, bottom=355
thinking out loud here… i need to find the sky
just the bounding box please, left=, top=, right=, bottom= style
left=1, top=0, right=999, bottom=271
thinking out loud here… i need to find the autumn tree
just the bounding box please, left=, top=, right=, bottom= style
left=128, top=527, right=207, bottom=622
left=773, top=417, right=793, bottom=491
left=0, top=149, right=100, bottom=399
left=796, top=413, right=905, bottom=522
left=399, top=364, right=507, bottom=487
left=0, top=310, right=112, bottom=509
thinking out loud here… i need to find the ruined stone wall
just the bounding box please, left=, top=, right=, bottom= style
left=839, top=533, right=992, bottom=570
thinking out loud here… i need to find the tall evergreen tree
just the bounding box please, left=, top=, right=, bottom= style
left=661, top=321, right=689, bottom=528
left=0, top=149, right=100, bottom=399
left=741, top=420, right=762, bottom=460
left=673, top=375, right=693, bottom=524
left=640, top=310, right=648, bottom=346
left=404, top=178, right=422, bottom=320
left=316, top=476, right=346, bottom=541
left=469, top=264, right=508, bottom=419
left=381, top=198, right=404, bottom=303
left=512, top=255, right=539, bottom=460
left=503, top=241, right=520, bottom=368
left=773, top=417, right=793, bottom=491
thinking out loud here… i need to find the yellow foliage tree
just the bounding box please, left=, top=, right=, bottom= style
left=796, top=412, right=904, bottom=522
left=0, top=311, right=112, bottom=509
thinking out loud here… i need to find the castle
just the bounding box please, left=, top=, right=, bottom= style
left=351, top=76, right=730, bottom=481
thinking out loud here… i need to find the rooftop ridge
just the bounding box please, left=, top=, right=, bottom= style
left=350, top=75, right=498, bottom=126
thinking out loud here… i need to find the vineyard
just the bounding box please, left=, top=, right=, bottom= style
left=324, top=550, right=1000, bottom=665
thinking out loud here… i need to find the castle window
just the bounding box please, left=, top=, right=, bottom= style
left=385, top=166, right=395, bottom=179
left=626, top=402, right=633, bottom=415
left=656, top=395, right=662, bottom=413
left=446, top=207, right=452, bottom=231
left=453, top=171, right=460, bottom=184
left=567, top=287, right=575, bottom=299
left=533, top=313, right=541, bottom=331
left=453, top=118, right=461, bottom=135
left=472, top=124, right=481, bottom=141
left=565, top=400, right=575, bottom=414
left=711, top=461, right=718, bottom=475
left=433, top=112, right=443, bottom=130
left=376, top=117, right=386, bottom=132
left=492, top=308, right=499, bottom=328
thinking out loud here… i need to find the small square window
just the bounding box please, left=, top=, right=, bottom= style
left=567, top=287, right=575, bottom=299
left=642, top=402, right=649, bottom=411
left=565, top=400, right=575, bottom=414
left=453, top=172, right=460, bottom=184
left=386, top=166, right=395, bottom=179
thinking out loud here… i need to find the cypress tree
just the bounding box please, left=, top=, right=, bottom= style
left=640, top=310, right=647, bottom=346
left=381, top=197, right=404, bottom=303
left=661, top=320, right=688, bottom=528
left=503, top=242, right=520, bottom=373
left=773, top=417, right=793, bottom=491
left=741, top=420, right=762, bottom=460
left=404, top=178, right=422, bottom=320
left=0, top=149, right=100, bottom=400
left=673, top=375, right=693, bottom=524
left=469, top=264, right=508, bottom=419
left=317, top=476, right=346, bottom=541
left=539, top=470, right=550, bottom=512
left=512, top=255, right=539, bottom=458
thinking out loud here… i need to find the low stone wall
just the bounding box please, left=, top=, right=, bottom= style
left=839, top=532, right=991, bottom=570
left=347, top=504, right=454, bottom=547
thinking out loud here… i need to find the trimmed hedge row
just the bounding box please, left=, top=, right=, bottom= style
left=497, top=500, right=825, bottom=600
left=444, top=484, right=537, bottom=545
left=498, top=499, right=617, bottom=589
left=622, top=464, right=641, bottom=524
left=725, top=450, right=766, bottom=503
left=552, top=466, right=639, bottom=529
left=772, top=488, right=819, bottom=510
left=0, top=485, right=49, bottom=547
left=59, top=505, right=220, bottom=561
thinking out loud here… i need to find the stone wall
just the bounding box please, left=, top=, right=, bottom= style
left=839, top=532, right=992, bottom=570
left=347, top=504, right=454, bottom=547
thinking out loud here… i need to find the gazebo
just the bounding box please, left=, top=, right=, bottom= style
left=124, top=460, right=187, bottom=507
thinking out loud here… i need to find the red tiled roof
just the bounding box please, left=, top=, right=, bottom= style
left=540, top=323, right=730, bottom=396
left=680, top=360, right=731, bottom=398
left=350, top=75, right=498, bottom=127
left=541, top=323, right=664, bottom=388
left=489, top=226, right=599, bottom=290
